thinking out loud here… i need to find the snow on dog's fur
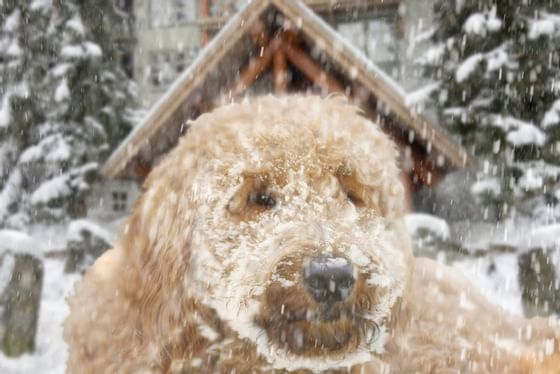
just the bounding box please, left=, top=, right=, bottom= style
left=65, top=95, right=560, bottom=373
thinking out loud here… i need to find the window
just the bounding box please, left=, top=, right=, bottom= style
left=209, top=0, right=248, bottom=17
left=148, top=51, right=174, bottom=87
left=112, top=191, right=127, bottom=212
left=365, top=20, right=397, bottom=63
left=336, top=21, right=367, bottom=53
left=175, top=51, right=185, bottom=73
left=151, top=0, right=197, bottom=27
left=175, top=0, right=197, bottom=23
left=337, top=19, right=397, bottom=64
left=174, top=48, right=198, bottom=74
left=149, top=49, right=198, bottom=86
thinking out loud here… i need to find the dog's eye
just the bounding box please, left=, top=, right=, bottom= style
left=248, top=191, right=276, bottom=208
left=345, top=191, right=364, bottom=207
left=338, top=174, right=366, bottom=208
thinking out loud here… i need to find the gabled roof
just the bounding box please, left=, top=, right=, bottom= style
left=102, top=0, right=468, bottom=179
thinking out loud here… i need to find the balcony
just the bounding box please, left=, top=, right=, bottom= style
left=197, top=0, right=404, bottom=32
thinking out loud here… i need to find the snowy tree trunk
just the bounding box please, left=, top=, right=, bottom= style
left=0, top=252, right=43, bottom=357
left=518, top=248, right=560, bottom=317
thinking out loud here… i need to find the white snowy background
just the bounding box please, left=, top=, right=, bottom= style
left=1, top=0, right=560, bottom=373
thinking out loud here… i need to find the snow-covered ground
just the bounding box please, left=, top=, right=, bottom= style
left=0, top=258, right=79, bottom=374
left=0, top=220, right=113, bottom=374
left=454, top=254, right=523, bottom=316
left=0, top=216, right=554, bottom=372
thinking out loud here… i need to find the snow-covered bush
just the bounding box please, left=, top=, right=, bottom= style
left=0, top=0, right=136, bottom=229
left=64, top=219, right=112, bottom=273
left=422, top=0, right=560, bottom=219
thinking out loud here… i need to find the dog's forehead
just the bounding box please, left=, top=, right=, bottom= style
left=214, top=129, right=359, bottom=185
left=189, top=96, right=387, bottom=150
left=195, top=102, right=391, bottom=172
left=157, top=96, right=401, bottom=200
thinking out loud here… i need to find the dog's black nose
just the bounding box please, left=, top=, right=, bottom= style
left=303, top=255, right=355, bottom=304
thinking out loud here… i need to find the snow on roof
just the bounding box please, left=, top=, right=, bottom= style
left=276, top=0, right=466, bottom=170
left=283, top=0, right=407, bottom=100
left=102, top=0, right=271, bottom=177
left=103, top=0, right=468, bottom=178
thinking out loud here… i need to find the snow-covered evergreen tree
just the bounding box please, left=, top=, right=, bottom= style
left=424, top=0, right=560, bottom=221
left=0, top=0, right=135, bottom=229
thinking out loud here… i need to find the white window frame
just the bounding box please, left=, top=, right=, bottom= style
left=150, top=0, right=197, bottom=28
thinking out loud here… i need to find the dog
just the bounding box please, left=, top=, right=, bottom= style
left=65, top=95, right=560, bottom=373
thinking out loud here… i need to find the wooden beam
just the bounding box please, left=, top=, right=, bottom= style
left=352, top=93, right=401, bottom=144
left=133, top=161, right=152, bottom=178
left=248, top=19, right=269, bottom=47
left=355, top=91, right=448, bottom=189
left=197, top=15, right=228, bottom=31
left=304, top=0, right=403, bottom=13
left=229, top=38, right=280, bottom=97
left=400, top=170, right=413, bottom=212
left=273, top=49, right=288, bottom=94
left=200, top=0, right=210, bottom=46
left=281, top=41, right=345, bottom=93
left=412, top=155, right=446, bottom=188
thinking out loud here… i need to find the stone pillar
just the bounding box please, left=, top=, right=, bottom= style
left=518, top=247, right=560, bottom=317
left=0, top=252, right=44, bottom=357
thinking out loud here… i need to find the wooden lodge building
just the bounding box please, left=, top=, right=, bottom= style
left=101, top=0, right=468, bottom=201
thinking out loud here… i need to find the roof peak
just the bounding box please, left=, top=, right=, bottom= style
left=102, top=0, right=467, bottom=179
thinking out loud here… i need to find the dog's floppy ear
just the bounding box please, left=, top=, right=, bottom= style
left=539, top=354, right=560, bottom=374
left=536, top=336, right=560, bottom=374
left=516, top=323, right=560, bottom=374
left=521, top=352, right=560, bottom=374
left=116, top=180, right=208, bottom=367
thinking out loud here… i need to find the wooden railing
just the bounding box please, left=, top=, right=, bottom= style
left=304, top=0, right=403, bottom=12
left=197, top=0, right=404, bottom=32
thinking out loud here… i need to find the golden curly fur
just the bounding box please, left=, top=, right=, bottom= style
left=64, top=95, right=560, bottom=373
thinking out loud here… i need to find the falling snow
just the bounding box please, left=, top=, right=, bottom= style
left=1, top=0, right=560, bottom=372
